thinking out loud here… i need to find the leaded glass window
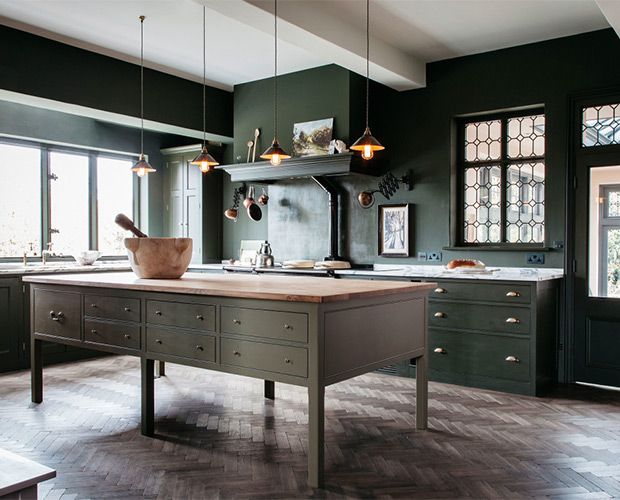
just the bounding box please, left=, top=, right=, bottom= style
left=582, top=104, right=620, bottom=147
left=461, top=111, right=545, bottom=245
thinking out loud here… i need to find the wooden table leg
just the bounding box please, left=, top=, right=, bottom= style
left=416, top=354, right=428, bottom=430
left=307, top=383, right=325, bottom=488
left=155, top=360, right=165, bottom=378
left=264, top=380, right=275, bottom=400
left=31, top=338, right=42, bottom=404
left=141, top=358, right=154, bottom=437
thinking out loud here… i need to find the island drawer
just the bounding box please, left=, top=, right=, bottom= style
left=146, top=300, right=215, bottom=331
left=429, top=330, right=530, bottom=382
left=431, top=282, right=531, bottom=304
left=221, top=338, right=307, bottom=378
left=84, top=319, right=141, bottom=350
left=146, top=327, right=215, bottom=363
left=221, top=307, right=308, bottom=343
left=429, top=302, right=530, bottom=335
left=84, top=295, right=140, bottom=322
left=33, top=289, right=81, bottom=340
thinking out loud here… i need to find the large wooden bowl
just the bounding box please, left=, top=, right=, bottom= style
left=124, top=237, right=192, bottom=279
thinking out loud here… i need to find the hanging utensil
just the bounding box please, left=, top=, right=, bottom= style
left=258, top=187, right=269, bottom=206
left=246, top=140, right=253, bottom=163
left=243, top=185, right=255, bottom=208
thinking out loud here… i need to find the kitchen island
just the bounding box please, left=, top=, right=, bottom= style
left=23, top=272, right=434, bottom=488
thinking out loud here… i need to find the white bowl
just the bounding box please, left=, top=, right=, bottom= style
left=73, top=250, right=101, bottom=266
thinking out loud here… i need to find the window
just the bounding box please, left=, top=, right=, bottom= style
left=0, top=144, right=41, bottom=257
left=582, top=103, right=620, bottom=147
left=0, top=138, right=137, bottom=258
left=460, top=111, right=545, bottom=245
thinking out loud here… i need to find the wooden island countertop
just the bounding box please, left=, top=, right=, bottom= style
left=22, top=271, right=436, bottom=303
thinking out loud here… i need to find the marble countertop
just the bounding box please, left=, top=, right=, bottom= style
left=187, top=263, right=563, bottom=281
left=0, top=261, right=131, bottom=276
left=336, top=264, right=564, bottom=282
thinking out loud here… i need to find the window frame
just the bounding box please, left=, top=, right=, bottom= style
left=453, top=108, right=546, bottom=249
left=0, top=137, right=139, bottom=260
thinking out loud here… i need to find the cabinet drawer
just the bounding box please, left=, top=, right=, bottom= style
left=85, top=294, right=140, bottom=322
left=430, top=282, right=531, bottom=304
left=84, top=319, right=140, bottom=350
left=221, top=307, right=307, bottom=343
left=429, top=302, right=530, bottom=334
left=146, top=327, right=215, bottom=363
left=146, top=300, right=215, bottom=331
left=429, top=330, right=530, bottom=382
left=33, top=289, right=81, bottom=340
left=221, top=338, right=307, bottom=378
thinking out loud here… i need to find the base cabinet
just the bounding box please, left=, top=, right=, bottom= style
left=0, top=277, right=23, bottom=371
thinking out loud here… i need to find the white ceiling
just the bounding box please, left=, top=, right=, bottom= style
left=0, top=0, right=614, bottom=92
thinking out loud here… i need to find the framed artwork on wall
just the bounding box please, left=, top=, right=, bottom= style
left=378, top=203, right=411, bottom=257
left=292, top=118, right=334, bottom=157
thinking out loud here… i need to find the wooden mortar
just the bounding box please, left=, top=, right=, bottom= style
left=124, top=237, right=192, bottom=279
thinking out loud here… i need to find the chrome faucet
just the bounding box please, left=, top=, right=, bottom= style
left=22, top=242, right=35, bottom=266
left=42, top=242, right=55, bottom=265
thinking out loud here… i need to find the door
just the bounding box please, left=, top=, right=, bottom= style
left=167, top=158, right=184, bottom=238
left=184, top=156, right=202, bottom=263
left=573, top=98, right=620, bottom=387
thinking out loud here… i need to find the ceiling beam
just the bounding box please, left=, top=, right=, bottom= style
left=201, top=0, right=425, bottom=91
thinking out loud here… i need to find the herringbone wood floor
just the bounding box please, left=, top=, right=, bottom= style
left=1, top=357, right=620, bottom=499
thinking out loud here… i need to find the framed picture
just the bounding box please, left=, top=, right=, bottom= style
left=378, top=204, right=411, bottom=257
left=292, top=118, right=334, bottom=157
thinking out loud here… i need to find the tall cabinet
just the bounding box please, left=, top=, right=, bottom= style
left=162, top=145, right=223, bottom=264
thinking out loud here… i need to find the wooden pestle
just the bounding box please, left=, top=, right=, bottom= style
left=115, top=213, right=147, bottom=238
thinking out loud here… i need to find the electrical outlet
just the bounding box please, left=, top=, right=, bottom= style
left=417, top=252, right=427, bottom=261
left=526, top=253, right=545, bottom=265
left=552, top=240, right=564, bottom=250
left=428, top=251, right=442, bottom=262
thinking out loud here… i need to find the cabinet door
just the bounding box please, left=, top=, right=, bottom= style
left=0, top=278, right=23, bottom=372
left=184, top=155, right=202, bottom=263
left=167, top=159, right=184, bottom=238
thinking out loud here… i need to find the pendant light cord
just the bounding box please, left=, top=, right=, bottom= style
left=202, top=6, right=206, bottom=148
left=365, top=0, right=369, bottom=129
left=274, top=0, right=278, bottom=140
left=140, top=15, right=145, bottom=155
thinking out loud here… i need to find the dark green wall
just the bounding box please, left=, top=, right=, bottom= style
left=225, top=29, right=620, bottom=267
left=0, top=24, right=233, bottom=138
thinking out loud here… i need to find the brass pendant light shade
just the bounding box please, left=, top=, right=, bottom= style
left=260, top=138, right=291, bottom=166
left=260, top=0, right=289, bottom=166
left=352, top=0, right=384, bottom=161
left=192, top=5, right=219, bottom=173
left=132, top=15, right=156, bottom=177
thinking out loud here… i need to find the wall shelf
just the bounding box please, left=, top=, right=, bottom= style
left=215, top=152, right=382, bottom=183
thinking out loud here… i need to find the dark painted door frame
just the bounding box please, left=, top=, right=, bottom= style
left=564, top=86, right=620, bottom=386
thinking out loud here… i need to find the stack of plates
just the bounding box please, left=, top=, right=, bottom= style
left=282, top=260, right=315, bottom=269
left=314, top=261, right=351, bottom=270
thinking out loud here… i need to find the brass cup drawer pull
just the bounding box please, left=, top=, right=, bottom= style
left=433, top=347, right=447, bottom=354
left=283, top=324, right=292, bottom=330
left=232, top=319, right=241, bottom=325
left=49, top=310, right=64, bottom=321
left=505, top=291, right=520, bottom=298
left=505, top=355, right=520, bottom=363
left=434, top=312, right=446, bottom=318
left=195, top=345, right=204, bottom=352
left=124, top=307, right=131, bottom=312
left=434, top=287, right=447, bottom=294
left=90, top=329, right=97, bottom=334
left=505, top=317, right=520, bottom=324
left=196, top=314, right=204, bottom=321
left=233, top=350, right=241, bottom=356
left=124, top=334, right=131, bottom=339
left=90, top=303, right=97, bottom=308
left=154, top=310, right=162, bottom=316
left=284, top=358, right=291, bottom=364
left=155, top=339, right=162, bottom=344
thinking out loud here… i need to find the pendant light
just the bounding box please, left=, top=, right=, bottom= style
left=190, top=6, right=219, bottom=173
left=350, top=0, right=384, bottom=161
left=260, top=0, right=290, bottom=166
left=132, top=15, right=156, bottom=177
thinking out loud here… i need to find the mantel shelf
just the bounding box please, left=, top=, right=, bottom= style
left=215, top=152, right=382, bottom=183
